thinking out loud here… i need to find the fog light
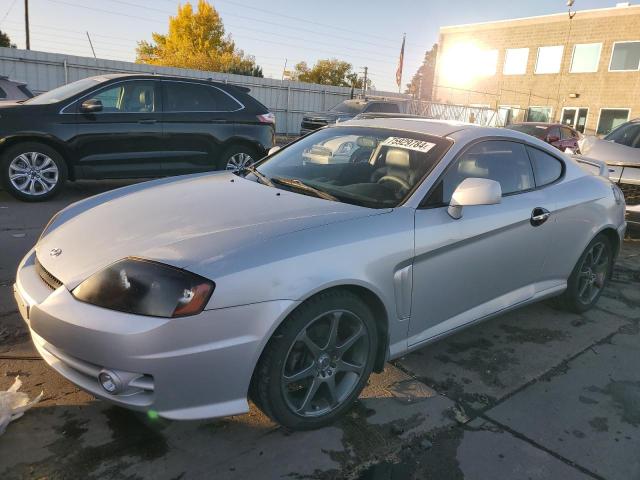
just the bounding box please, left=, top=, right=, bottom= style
left=98, top=370, right=122, bottom=394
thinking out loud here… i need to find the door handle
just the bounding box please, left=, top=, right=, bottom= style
left=138, top=119, right=157, bottom=124
left=530, top=207, right=551, bottom=226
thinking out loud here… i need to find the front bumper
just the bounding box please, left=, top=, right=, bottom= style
left=14, top=249, right=297, bottom=420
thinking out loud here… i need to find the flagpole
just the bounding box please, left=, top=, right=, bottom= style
left=396, top=33, right=406, bottom=94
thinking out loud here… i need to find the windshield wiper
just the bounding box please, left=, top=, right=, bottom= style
left=271, top=177, right=339, bottom=202
left=238, top=166, right=274, bottom=187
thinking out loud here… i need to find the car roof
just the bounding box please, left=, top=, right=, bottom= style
left=340, top=117, right=479, bottom=137
left=89, top=73, right=232, bottom=86
left=510, top=122, right=567, bottom=128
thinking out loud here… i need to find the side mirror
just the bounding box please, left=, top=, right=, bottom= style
left=268, top=146, right=281, bottom=156
left=80, top=99, right=103, bottom=113
left=448, top=178, right=502, bottom=219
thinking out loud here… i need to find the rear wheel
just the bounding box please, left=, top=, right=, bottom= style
left=252, top=290, right=378, bottom=430
left=557, top=234, right=612, bottom=313
left=220, top=145, right=260, bottom=171
left=1, top=142, right=67, bottom=201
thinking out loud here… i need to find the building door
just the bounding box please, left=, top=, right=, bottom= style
left=561, top=108, right=588, bottom=133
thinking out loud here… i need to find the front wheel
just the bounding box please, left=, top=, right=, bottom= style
left=252, top=290, right=378, bottom=430
left=557, top=234, right=613, bottom=313
left=1, top=142, right=67, bottom=201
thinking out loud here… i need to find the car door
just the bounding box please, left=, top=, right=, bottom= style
left=161, top=80, right=242, bottom=175
left=68, top=79, right=164, bottom=178
left=560, top=127, right=578, bottom=152
left=546, top=126, right=562, bottom=150
left=408, top=140, right=555, bottom=346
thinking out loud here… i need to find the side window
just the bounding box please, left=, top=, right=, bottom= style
left=87, top=81, right=156, bottom=113
left=163, top=82, right=239, bottom=112
left=364, top=103, right=383, bottom=113
left=425, top=140, right=535, bottom=206
left=560, top=127, right=573, bottom=140
left=606, top=124, right=640, bottom=148
left=547, top=126, right=560, bottom=141
left=379, top=103, right=400, bottom=113
left=0, top=87, right=6, bottom=99
left=527, top=146, right=564, bottom=186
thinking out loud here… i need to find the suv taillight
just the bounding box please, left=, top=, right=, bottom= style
left=257, top=113, right=276, bottom=124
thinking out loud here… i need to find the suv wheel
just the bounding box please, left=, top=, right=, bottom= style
left=1, top=142, right=67, bottom=201
left=252, top=290, right=378, bottom=430
left=221, top=145, right=259, bottom=171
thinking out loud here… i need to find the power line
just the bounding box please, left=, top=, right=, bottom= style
left=0, top=0, right=19, bottom=26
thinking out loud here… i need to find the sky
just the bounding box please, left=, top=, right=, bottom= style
left=0, top=0, right=616, bottom=91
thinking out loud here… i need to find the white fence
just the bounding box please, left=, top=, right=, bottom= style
left=0, top=47, right=409, bottom=134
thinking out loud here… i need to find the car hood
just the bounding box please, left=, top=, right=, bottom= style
left=36, top=172, right=382, bottom=288
left=579, top=136, right=640, bottom=166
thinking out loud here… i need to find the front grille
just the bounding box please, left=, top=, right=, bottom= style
left=35, top=257, right=63, bottom=290
left=619, top=182, right=640, bottom=206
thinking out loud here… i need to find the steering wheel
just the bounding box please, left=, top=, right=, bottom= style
left=377, top=175, right=411, bottom=192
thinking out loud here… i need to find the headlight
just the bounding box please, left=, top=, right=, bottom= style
left=72, top=258, right=215, bottom=318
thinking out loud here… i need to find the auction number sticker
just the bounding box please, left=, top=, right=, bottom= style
left=381, top=137, right=436, bottom=153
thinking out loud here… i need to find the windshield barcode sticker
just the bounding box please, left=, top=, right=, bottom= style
left=381, top=137, right=436, bottom=153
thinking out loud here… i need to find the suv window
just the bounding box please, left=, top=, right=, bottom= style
left=163, top=82, right=239, bottom=112
left=365, top=102, right=400, bottom=113
left=425, top=140, right=535, bottom=206
left=0, top=87, right=6, bottom=99
left=605, top=123, right=640, bottom=148
left=87, top=81, right=157, bottom=113
left=526, top=146, right=563, bottom=186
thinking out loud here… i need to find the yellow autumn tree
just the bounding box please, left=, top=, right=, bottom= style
left=136, top=0, right=262, bottom=77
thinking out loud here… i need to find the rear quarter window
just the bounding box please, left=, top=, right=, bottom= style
left=526, top=146, right=564, bottom=186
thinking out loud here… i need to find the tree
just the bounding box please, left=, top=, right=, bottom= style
left=0, top=30, right=16, bottom=48
left=406, top=44, right=438, bottom=100
left=135, top=0, right=262, bottom=77
left=292, top=59, right=371, bottom=88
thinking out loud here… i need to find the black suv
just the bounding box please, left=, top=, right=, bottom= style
left=300, top=99, right=402, bottom=135
left=0, top=74, right=275, bottom=201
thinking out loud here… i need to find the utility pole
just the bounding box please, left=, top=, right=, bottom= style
left=86, top=32, right=97, bottom=59
left=24, top=0, right=30, bottom=50
left=362, top=66, right=368, bottom=98
left=417, top=72, right=423, bottom=100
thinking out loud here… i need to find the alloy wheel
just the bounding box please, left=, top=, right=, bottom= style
left=225, top=152, right=255, bottom=171
left=8, top=152, right=59, bottom=196
left=577, top=241, right=609, bottom=305
left=281, top=309, right=369, bottom=417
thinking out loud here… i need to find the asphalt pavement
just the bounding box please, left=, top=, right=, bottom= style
left=0, top=180, right=639, bottom=480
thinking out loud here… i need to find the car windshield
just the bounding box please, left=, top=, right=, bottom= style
left=329, top=101, right=366, bottom=115
left=23, top=77, right=109, bottom=105
left=605, top=122, right=640, bottom=148
left=506, top=124, right=547, bottom=139
left=251, top=126, right=450, bottom=209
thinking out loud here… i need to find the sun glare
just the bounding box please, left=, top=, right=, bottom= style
left=440, top=42, right=497, bottom=87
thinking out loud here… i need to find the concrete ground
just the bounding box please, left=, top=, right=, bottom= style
left=0, top=180, right=639, bottom=480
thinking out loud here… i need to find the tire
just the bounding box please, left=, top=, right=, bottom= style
left=252, top=290, right=378, bottom=430
left=557, top=233, right=613, bottom=313
left=1, top=142, right=67, bottom=201
left=220, top=144, right=260, bottom=171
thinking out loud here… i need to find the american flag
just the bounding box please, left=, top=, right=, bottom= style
left=396, top=34, right=406, bottom=90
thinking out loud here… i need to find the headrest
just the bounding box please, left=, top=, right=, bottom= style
left=385, top=148, right=410, bottom=168
left=458, top=155, right=488, bottom=177
left=357, top=136, right=378, bottom=148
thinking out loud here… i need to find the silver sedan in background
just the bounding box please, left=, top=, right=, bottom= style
left=14, top=118, right=626, bottom=430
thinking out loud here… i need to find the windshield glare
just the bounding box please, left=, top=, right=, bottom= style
left=24, top=77, right=108, bottom=105
left=329, top=101, right=366, bottom=115
left=254, top=127, right=450, bottom=208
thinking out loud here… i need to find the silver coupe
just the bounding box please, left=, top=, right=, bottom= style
left=14, top=118, right=626, bottom=429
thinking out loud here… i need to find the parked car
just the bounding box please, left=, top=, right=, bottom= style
left=0, top=74, right=275, bottom=201
left=0, top=76, right=34, bottom=103
left=300, top=98, right=403, bottom=135
left=578, top=118, right=640, bottom=232
left=506, top=122, right=581, bottom=153
left=14, top=118, right=625, bottom=429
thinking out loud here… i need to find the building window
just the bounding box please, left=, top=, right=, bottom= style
left=535, top=46, right=564, bottom=74
left=527, top=107, right=552, bottom=122
left=609, top=41, right=640, bottom=71
left=479, top=49, right=499, bottom=76
left=597, top=109, right=630, bottom=135
left=570, top=43, right=601, bottom=73
left=503, top=48, right=529, bottom=75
